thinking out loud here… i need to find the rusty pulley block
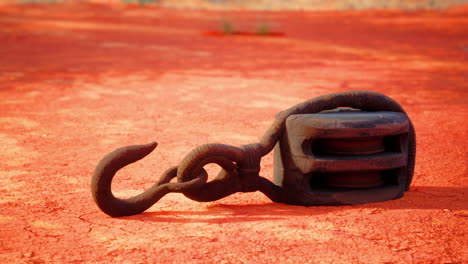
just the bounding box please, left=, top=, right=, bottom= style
left=274, top=109, right=411, bottom=205
left=92, top=90, right=416, bottom=217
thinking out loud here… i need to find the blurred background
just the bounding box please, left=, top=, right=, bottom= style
left=1, top=0, right=468, bottom=10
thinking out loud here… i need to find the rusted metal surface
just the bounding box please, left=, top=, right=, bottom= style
left=273, top=110, right=410, bottom=205
left=91, top=90, right=416, bottom=217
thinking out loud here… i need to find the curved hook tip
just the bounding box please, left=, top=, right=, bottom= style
left=145, top=141, right=158, bottom=151
left=91, top=140, right=161, bottom=217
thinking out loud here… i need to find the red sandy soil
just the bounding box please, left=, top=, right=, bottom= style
left=1, top=3, right=467, bottom=264
left=2, top=0, right=467, bottom=11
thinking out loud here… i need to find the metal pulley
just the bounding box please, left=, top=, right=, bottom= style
left=91, top=90, right=416, bottom=217
left=274, top=108, right=411, bottom=205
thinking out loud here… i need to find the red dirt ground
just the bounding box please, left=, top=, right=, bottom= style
left=0, top=3, right=467, bottom=264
